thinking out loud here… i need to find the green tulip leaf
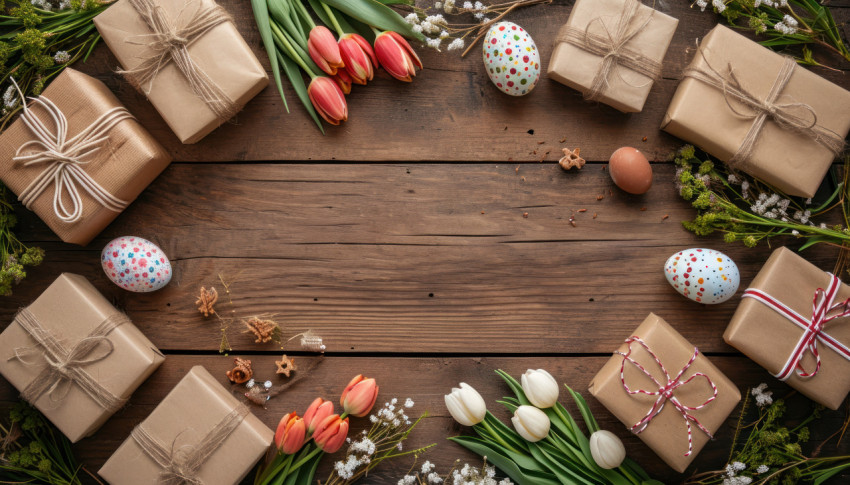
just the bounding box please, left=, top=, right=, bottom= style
left=250, top=0, right=288, bottom=112
left=481, top=413, right=530, bottom=452
left=567, top=386, right=601, bottom=433
left=320, top=0, right=424, bottom=41
left=308, top=0, right=356, bottom=34
left=495, top=369, right=533, bottom=406
left=449, top=436, right=560, bottom=485
left=276, top=51, right=324, bottom=134
left=530, top=442, right=599, bottom=485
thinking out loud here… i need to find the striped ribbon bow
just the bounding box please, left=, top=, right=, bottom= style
left=743, top=274, right=850, bottom=381
left=618, top=336, right=718, bottom=457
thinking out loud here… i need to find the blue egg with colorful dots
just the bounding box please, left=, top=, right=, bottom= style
left=101, top=236, right=171, bottom=292
left=483, top=21, right=540, bottom=96
left=664, top=248, right=740, bottom=304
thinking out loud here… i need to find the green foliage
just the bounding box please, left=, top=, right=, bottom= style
left=1, top=401, right=92, bottom=484
left=700, top=0, right=850, bottom=69
left=0, top=0, right=111, bottom=130
left=0, top=182, right=44, bottom=296
left=686, top=386, right=850, bottom=484
left=674, top=145, right=850, bottom=253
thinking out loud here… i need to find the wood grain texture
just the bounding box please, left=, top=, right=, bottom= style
left=66, top=0, right=850, bottom=163
left=2, top=163, right=842, bottom=353
left=2, top=355, right=847, bottom=485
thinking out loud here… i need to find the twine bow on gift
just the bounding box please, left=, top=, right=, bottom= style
left=11, top=80, right=132, bottom=224
left=743, top=274, right=850, bottom=381
left=555, top=0, right=661, bottom=101
left=9, top=308, right=129, bottom=412
left=119, top=0, right=238, bottom=121
left=682, top=50, right=845, bottom=169
left=131, top=404, right=249, bottom=485
left=617, top=336, right=717, bottom=457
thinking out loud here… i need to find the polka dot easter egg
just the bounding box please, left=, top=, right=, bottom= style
left=483, top=21, right=540, bottom=96
left=664, top=248, right=740, bottom=304
left=101, top=236, right=171, bottom=292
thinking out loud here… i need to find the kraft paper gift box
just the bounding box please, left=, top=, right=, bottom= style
left=725, top=247, right=850, bottom=410
left=94, top=0, right=269, bottom=144
left=589, top=313, right=741, bottom=473
left=547, top=0, right=678, bottom=113
left=662, top=25, right=850, bottom=198
left=99, top=366, right=273, bottom=485
left=0, top=273, right=164, bottom=443
left=0, top=68, right=171, bottom=246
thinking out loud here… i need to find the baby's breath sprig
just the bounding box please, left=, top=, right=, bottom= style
left=398, top=457, right=515, bottom=485
left=0, top=0, right=112, bottom=131
left=322, top=398, right=435, bottom=485
left=685, top=384, right=850, bottom=485
left=401, top=0, right=551, bottom=56
left=691, top=0, right=850, bottom=70
left=674, top=145, right=850, bottom=256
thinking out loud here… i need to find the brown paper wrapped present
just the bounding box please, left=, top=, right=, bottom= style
left=0, top=273, right=164, bottom=443
left=94, top=0, right=269, bottom=144
left=99, top=366, right=273, bottom=485
left=0, top=68, right=171, bottom=246
left=547, top=0, right=678, bottom=113
left=662, top=25, right=850, bottom=198
left=589, top=313, right=740, bottom=472
left=725, top=247, right=850, bottom=410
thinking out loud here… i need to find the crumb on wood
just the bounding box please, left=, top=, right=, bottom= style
left=523, top=212, right=529, bottom=218
left=593, top=213, right=598, bottom=219
left=640, top=207, right=647, bottom=211
left=481, top=210, right=486, bottom=214
left=516, top=165, right=520, bottom=173
left=596, top=195, right=604, bottom=201
left=569, top=216, right=576, bottom=227
left=662, top=214, right=669, bottom=220
left=642, top=136, right=647, bottom=142
left=602, top=165, right=607, bottom=171
left=577, top=209, right=587, bottom=213
left=521, top=176, right=526, bottom=182
left=559, top=137, right=566, bottom=143
left=537, top=141, right=545, bottom=145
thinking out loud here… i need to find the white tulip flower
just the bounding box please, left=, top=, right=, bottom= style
left=511, top=405, right=550, bottom=442
left=521, top=369, right=559, bottom=408
left=589, top=430, right=626, bottom=469
left=444, top=383, right=487, bottom=426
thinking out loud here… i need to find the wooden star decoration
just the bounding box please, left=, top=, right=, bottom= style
left=275, top=355, right=297, bottom=377
left=559, top=147, right=585, bottom=171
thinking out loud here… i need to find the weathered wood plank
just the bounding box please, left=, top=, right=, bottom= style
left=3, top=164, right=841, bottom=353
left=67, top=0, right=850, bottom=163
left=1, top=355, right=845, bottom=484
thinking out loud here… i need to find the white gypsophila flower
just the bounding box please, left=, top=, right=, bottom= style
left=399, top=476, right=417, bottom=485
left=3, top=85, right=18, bottom=109
left=733, top=462, right=746, bottom=472
left=820, top=223, right=828, bottom=229
left=756, top=465, right=769, bottom=474
left=805, top=197, right=813, bottom=205
left=54, top=51, right=71, bottom=64
left=426, top=38, right=442, bottom=50
left=792, top=230, right=800, bottom=236
left=740, top=180, right=749, bottom=198
left=405, top=13, right=420, bottom=25
left=405, top=397, right=415, bottom=408
left=435, top=1, right=442, bottom=8
left=439, top=30, right=450, bottom=39
left=412, top=24, right=424, bottom=33
left=463, top=1, right=472, bottom=8
left=421, top=461, right=435, bottom=474
left=58, top=0, right=71, bottom=9
left=498, top=480, right=514, bottom=485
left=727, top=174, right=740, bottom=184
left=474, top=1, right=485, bottom=11
left=444, top=0, right=456, bottom=12
left=712, top=0, right=726, bottom=12
left=696, top=0, right=708, bottom=11
left=751, top=383, right=774, bottom=407
left=428, top=472, right=444, bottom=484
left=725, top=464, right=738, bottom=477
left=425, top=14, right=446, bottom=25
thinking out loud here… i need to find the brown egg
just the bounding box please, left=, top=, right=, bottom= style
left=608, top=147, right=652, bottom=195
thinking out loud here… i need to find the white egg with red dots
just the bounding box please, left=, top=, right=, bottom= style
left=482, top=21, right=540, bottom=96
left=101, top=236, right=172, bottom=292
left=664, top=248, right=739, bottom=304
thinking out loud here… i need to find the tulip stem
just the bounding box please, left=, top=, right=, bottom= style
left=291, top=0, right=316, bottom=29
left=289, top=445, right=324, bottom=473
left=320, top=2, right=345, bottom=38
left=257, top=453, right=292, bottom=485
left=618, top=465, right=642, bottom=485
left=271, top=21, right=318, bottom=78
left=479, top=420, right=521, bottom=454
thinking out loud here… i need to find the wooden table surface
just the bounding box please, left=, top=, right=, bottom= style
left=3, top=1, right=850, bottom=483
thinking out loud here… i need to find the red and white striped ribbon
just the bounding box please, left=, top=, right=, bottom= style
left=742, top=274, right=850, bottom=381
left=617, top=336, right=718, bottom=457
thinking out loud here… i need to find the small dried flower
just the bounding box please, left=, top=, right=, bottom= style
left=196, top=286, right=218, bottom=317
left=300, top=330, right=326, bottom=352
left=226, top=357, right=253, bottom=383
left=244, top=317, right=278, bottom=343
left=275, top=354, right=297, bottom=377
left=559, top=147, right=585, bottom=171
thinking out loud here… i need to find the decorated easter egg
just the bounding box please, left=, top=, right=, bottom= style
left=101, top=236, right=171, bottom=292
left=483, top=21, right=540, bottom=96
left=664, top=248, right=739, bottom=304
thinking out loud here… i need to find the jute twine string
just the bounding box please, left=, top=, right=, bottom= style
left=119, top=0, right=238, bottom=121
left=9, top=308, right=128, bottom=412
left=555, top=0, right=661, bottom=101
left=683, top=47, right=845, bottom=169
left=131, top=404, right=249, bottom=484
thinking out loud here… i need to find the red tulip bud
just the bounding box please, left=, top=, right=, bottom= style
left=307, top=76, right=348, bottom=125
left=303, top=398, right=335, bottom=435
left=338, top=33, right=377, bottom=85
left=374, top=31, right=422, bottom=82
left=312, top=414, right=349, bottom=453
left=340, top=374, right=378, bottom=417
left=274, top=411, right=306, bottom=455
left=308, top=26, right=344, bottom=76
